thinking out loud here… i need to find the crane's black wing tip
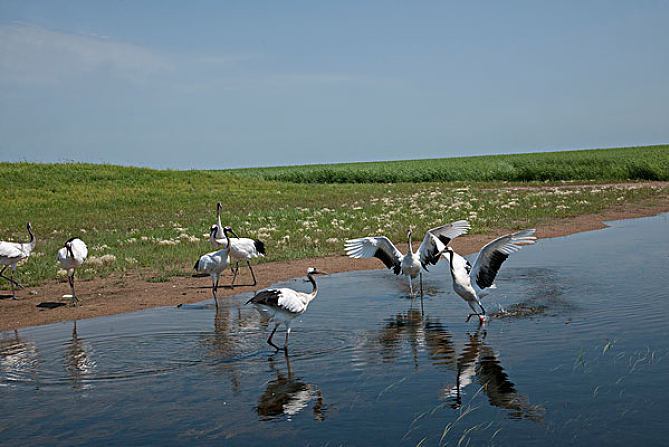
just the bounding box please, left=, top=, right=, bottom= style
left=254, top=239, right=266, bottom=255
left=246, top=289, right=280, bottom=305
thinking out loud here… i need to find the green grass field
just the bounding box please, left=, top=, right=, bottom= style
left=235, top=145, right=669, bottom=183
left=1, top=145, right=668, bottom=287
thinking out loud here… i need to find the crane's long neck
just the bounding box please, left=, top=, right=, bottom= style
left=446, top=251, right=457, bottom=280
left=26, top=225, right=36, bottom=250
left=306, top=273, right=318, bottom=302
left=216, top=208, right=223, bottom=239
left=223, top=230, right=232, bottom=253
left=407, top=232, right=414, bottom=255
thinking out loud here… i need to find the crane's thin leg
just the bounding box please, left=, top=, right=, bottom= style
left=1, top=267, right=23, bottom=289
left=466, top=300, right=480, bottom=322
left=267, top=323, right=281, bottom=352
left=11, top=269, right=23, bottom=289
left=231, top=264, right=239, bottom=287
left=284, top=326, right=291, bottom=354
left=419, top=273, right=424, bottom=297
left=408, top=278, right=414, bottom=297
left=10, top=274, right=16, bottom=300
left=465, top=300, right=487, bottom=322
left=248, top=261, right=257, bottom=286
left=69, top=274, right=79, bottom=305
left=0, top=267, right=10, bottom=298
left=10, top=269, right=20, bottom=299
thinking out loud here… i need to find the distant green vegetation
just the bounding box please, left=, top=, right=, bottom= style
left=235, top=145, right=669, bottom=183
left=1, top=145, right=668, bottom=288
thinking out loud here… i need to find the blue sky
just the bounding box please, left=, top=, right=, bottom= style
left=0, top=1, right=667, bottom=169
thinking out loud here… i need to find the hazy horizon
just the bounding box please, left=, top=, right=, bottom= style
left=3, top=143, right=666, bottom=172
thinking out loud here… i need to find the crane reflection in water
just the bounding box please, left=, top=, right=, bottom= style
left=444, top=327, right=544, bottom=421
left=65, top=321, right=96, bottom=390
left=373, top=308, right=544, bottom=421
left=199, top=304, right=260, bottom=394
left=0, top=329, right=40, bottom=385
left=256, top=354, right=326, bottom=421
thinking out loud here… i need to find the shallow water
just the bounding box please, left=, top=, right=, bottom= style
left=1, top=213, right=668, bottom=446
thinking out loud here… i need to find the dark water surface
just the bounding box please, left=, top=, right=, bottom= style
left=2, top=214, right=668, bottom=446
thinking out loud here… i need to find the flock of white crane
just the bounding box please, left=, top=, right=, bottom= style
left=1, top=202, right=537, bottom=353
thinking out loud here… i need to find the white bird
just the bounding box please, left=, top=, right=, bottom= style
left=208, top=203, right=266, bottom=286
left=223, top=226, right=266, bottom=287
left=344, top=220, right=471, bottom=296
left=209, top=202, right=227, bottom=248
left=0, top=222, right=36, bottom=299
left=246, top=267, right=327, bottom=353
left=439, top=229, right=537, bottom=323
left=56, top=237, right=88, bottom=304
left=194, top=226, right=232, bottom=306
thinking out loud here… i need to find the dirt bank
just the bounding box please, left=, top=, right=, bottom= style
left=2, top=197, right=668, bottom=332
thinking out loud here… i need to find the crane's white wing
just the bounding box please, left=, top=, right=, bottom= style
left=68, top=238, right=88, bottom=260
left=276, top=289, right=308, bottom=313
left=247, top=288, right=306, bottom=314
left=419, top=220, right=471, bottom=269
left=229, top=237, right=265, bottom=259
left=471, top=229, right=537, bottom=290
left=0, top=242, right=22, bottom=260
left=344, top=236, right=403, bottom=275
left=56, top=246, right=69, bottom=264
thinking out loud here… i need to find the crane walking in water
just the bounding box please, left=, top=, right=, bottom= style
left=246, top=267, right=327, bottom=353
left=438, top=229, right=537, bottom=323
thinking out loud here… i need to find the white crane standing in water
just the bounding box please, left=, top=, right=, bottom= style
left=438, top=229, right=537, bottom=323
left=56, top=237, right=88, bottom=304
left=0, top=222, right=36, bottom=299
left=246, top=267, right=327, bottom=353
left=194, top=225, right=232, bottom=306
left=344, top=220, right=470, bottom=296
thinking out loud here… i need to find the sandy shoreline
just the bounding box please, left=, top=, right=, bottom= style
left=2, top=197, right=668, bottom=332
